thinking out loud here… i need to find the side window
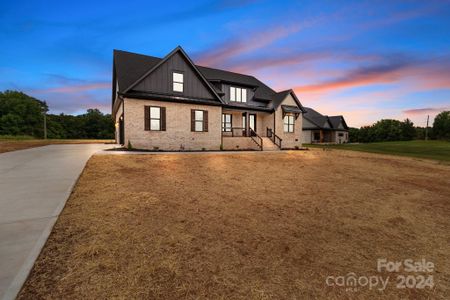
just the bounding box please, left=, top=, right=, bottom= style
left=144, top=106, right=166, bottom=131
left=194, top=110, right=203, bottom=132
left=283, top=115, right=294, bottom=133
left=191, top=110, right=208, bottom=132
left=150, top=107, right=161, bottom=130
left=173, top=71, right=184, bottom=92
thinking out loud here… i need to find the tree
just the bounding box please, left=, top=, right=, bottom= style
left=0, top=90, right=47, bottom=137
left=433, top=111, right=450, bottom=140
left=350, top=119, right=419, bottom=143
left=400, top=118, right=415, bottom=140
left=0, top=90, right=114, bottom=139
left=348, top=127, right=360, bottom=142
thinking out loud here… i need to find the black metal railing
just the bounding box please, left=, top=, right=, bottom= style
left=249, top=128, right=263, bottom=150
left=266, top=127, right=282, bottom=148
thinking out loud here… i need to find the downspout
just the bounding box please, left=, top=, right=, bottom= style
left=121, top=96, right=125, bottom=145
left=220, top=106, right=223, bottom=150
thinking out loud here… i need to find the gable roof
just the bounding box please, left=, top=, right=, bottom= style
left=197, top=65, right=277, bottom=101
left=270, top=89, right=305, bottom=111
left=303, top=107, right=349, bottom=131
left=112, top=47, right=304, bottom=111
left=123, top=46, right=223, bottom=103
left=303, top=107, right=330, bottom=128
left=328, top=116, right=349, bottom=130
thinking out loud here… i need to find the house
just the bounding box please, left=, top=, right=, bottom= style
left=301, top=107, right=349, bottom=144
left=112, top=46, right=306, bottom=151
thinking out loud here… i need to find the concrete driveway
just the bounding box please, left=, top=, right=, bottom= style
left=0, top=144, right=110, bottom=300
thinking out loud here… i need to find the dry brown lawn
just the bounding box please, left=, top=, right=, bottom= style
left=0, top=139, right=113, bottom=153
left=19, top=150, right=450, bottom=299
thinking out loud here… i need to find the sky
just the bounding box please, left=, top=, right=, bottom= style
left=1, top=0, right=449, bottom=127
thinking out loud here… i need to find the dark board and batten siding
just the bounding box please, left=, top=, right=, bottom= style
left=221, top=83, right=267, bottom=108
left=133, top=52, right=216, bottom=100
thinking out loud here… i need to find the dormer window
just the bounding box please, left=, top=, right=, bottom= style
left=173, top=71, right=184, bottom=92
left=230, top=86, right=247, bottom=102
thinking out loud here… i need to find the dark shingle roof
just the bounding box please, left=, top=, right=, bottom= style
left=303, top=107, right=348, bottom=130
left=114, top=50, right=161, bottom=92
left=303, top=107, right=330, bottom=128
left=197, top=66, right=276, bottom=101
left=271, top=90, right=291, bottom=109
left=328, top=116, right=348, bottom=130
left=113, top=49, right=295, bottom=109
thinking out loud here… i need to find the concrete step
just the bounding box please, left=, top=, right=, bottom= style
left=261, top=137, right=280, bottom=151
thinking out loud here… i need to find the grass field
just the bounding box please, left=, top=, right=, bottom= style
left=19, top=150, right=450, bottom=299
left=307, top=140, right=450, bottom=162
left=0, top=137, right=114, bottom=153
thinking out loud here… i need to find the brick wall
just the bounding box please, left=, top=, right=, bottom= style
left=273, top=94, right=303, bottom=149
left=123, top=98, right=222, bottom=150
left=222, top=137, right=260, bottom=150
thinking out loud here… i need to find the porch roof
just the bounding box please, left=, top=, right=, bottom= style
left=222, top=103, right=273, bottom=113
left=281, top=105, right=303, bottom=114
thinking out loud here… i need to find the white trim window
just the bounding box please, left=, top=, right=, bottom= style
left=230, top=86, right=247, bottom=102
left=283, top=115, right=294, bottom=133
left=173, top=71, right=184, bottom=92
left=150, top=107, right=161, bottom=131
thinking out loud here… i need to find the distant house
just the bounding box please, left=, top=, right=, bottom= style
left=112, top=46, right=306, bottom=151
left=302, top=107, right=349, bottom=144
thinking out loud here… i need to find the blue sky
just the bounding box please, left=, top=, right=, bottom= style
left=1, top=0, right=449, bottom=126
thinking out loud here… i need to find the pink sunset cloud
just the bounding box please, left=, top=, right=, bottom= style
left=194, top=24, right=303, bottom=67
left=403, top=107, right=450, bottom=115
left=31, top=82, right=110, bottom=94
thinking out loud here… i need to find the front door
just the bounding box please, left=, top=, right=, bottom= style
left=249, top=114, right=256, bottom=135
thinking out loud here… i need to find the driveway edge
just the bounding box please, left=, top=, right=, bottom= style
left=1, top=153, right=94, bottom=300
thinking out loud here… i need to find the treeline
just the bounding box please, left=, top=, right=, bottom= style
left=349, top=112, right=450, bottom=143
left=0, top=90, right=114, bottom=139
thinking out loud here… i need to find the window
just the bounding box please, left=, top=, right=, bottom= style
left=195, top=110, right=203, bottom=131
left=173, top=71, right=183, bottom=92
left=313, top=132, right=320, bottom=141
left=145, top=106, right=165, bottom=131
left=338, top=133, right=344, bottom=137
left=150, top=107, right=161, bottom=130
left=191, top=110, right=208, bottom=132
left=230, top=86, right=247, bottom=102
left=222, top=113, right=232, bottom=132
left=283, top=115, right=294, bottom=133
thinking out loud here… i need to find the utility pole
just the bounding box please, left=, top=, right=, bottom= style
left=425, top=115, right=429, bottom=141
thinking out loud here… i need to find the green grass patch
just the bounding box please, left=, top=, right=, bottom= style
left=306, top=140, right=450, bottom=162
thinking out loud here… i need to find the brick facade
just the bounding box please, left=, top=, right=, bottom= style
left=123, top=98, right=222, bottom=150
left=118, top=95, right=304, bottom=151
left=273, top=94, right=303, bottom=149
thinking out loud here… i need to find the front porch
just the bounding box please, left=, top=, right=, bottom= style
left=221, top=109, right=281, bottom=151
left=310, top=130, right=334, bottom=143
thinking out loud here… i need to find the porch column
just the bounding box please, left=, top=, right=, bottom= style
left=320, top=130, right=324, bottom=143
left=244, top=112, right=249, bottom=137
